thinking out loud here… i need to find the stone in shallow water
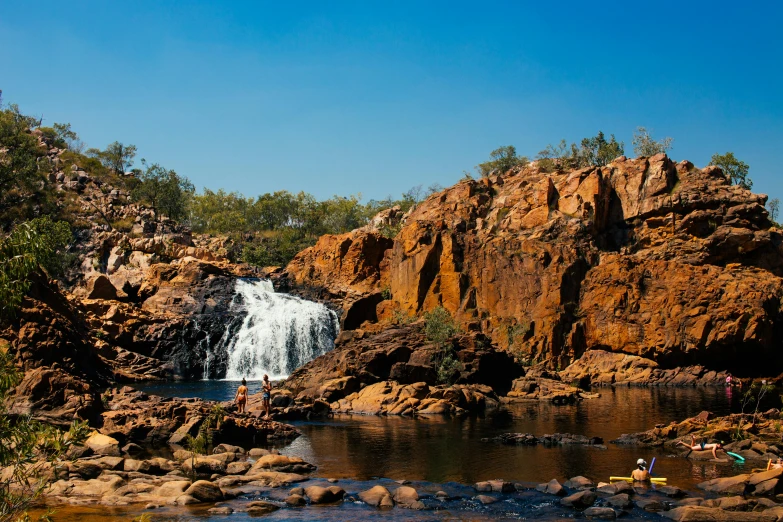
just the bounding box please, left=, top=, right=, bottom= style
left=560, top=490, right=596, bottom=509
left=536, top=478, right=565, bottom=496
left=584, top=507, right=616, bottom=520
left=475, top=494, right=498, bottom=505
left=285, top=494, right=306, bottom=506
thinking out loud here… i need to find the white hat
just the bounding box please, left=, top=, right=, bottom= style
left=637, top=458, right=647, bottom=466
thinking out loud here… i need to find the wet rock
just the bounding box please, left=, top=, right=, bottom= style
left=305, top=485, right=344, bottom=504
left=717, top=496, right=749, bottom=511
left=393, top=486, right=419, bottom=506
left=208, top=507, right=233, bottom=515
left=121, top=443, right=143, bottom=456
left=248, top=454, right=315, bottom=474
left=476, top=494, right=498, bottom=504
left=184, top=480, right=223, bottom=502
left=560, top=490, right=596, bottom=508
left=584, top=507, right=617, bottom=520
left=289, top=487, right=305, bottom=496
left=536, top=479, right=566, bottom=496
left=475, top=480, right=514, bottom=493
left=636, top=498, right=664, bottom=512
left=359, top=485, right=393, bottom=507
left=605, top=493, right=633, bottom=509
left=285, top=494, right=306, bottom=507
left=564, top=476, right=595, bottom=489
left=659, top=485, right=686, bottom=498
left=246, top=501, right=280, bottom=515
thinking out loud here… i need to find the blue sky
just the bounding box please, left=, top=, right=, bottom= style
left=2, top=1, right=781, bottom=202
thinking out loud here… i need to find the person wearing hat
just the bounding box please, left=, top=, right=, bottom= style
left=631, top=458, right=651, bottom=482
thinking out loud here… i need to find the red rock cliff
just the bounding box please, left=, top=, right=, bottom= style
left=284, top=154, right=783, bottom=374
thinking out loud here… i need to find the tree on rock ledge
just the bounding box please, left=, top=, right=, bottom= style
left=710, top=151, right=752, bottom=190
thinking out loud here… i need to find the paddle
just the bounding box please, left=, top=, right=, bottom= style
left=648, top=457, right=656, bottom=475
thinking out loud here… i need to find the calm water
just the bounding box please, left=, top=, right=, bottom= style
left=137, top=381, right=750, bottom=492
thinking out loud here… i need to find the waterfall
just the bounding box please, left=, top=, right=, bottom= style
left=216, top=279, right=339, bottom=381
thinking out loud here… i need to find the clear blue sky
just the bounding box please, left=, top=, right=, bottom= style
left=2, top=1, right=781, bottom=202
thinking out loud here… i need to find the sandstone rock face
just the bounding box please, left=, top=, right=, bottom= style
left=284, top=155, right=783, bottom=375
left=284, top=322, right=521, bottom=403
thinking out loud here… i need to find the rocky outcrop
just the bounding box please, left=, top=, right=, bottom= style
left=284, top=155, right=783, bottom=376
left=332, top=381, right=500, bottom=416
left=612, top=410, right=783, bottom=463
left=283, top=322, right=522, bottom=403
left=99, top=387, right=299, bottom=449
left=559, top=350, right=730, bottom=387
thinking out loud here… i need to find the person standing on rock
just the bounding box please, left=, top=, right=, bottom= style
left=235, top=378, right=248, bottom=414
left=262, top=374, right=272, bottom=420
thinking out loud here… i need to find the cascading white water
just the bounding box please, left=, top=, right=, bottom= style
left=219, top=279, right=339, bottom=380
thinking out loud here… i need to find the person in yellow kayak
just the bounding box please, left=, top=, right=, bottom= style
left=631, top=458, right=651, bottom=482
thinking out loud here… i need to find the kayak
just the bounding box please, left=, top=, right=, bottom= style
left=610, top=476, right=667, bottom=483
left=727, top=451, right=746, bottom=462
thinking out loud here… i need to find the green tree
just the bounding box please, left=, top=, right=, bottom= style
left=476, top=145, right=529, bottom=177
left=710, top=151, right=752, bottom=190
left=424, top=306, right=463, bottom=384
left=580, top=131, right=624, bottom=166
left=0, top=217, right=72, bottom=319
left=131, top=160, right=194, bottom=220
left=0, top=350, right=89, bottom=521
left=0, top=104, right=50, bottom=220
left=87, top=141, right=137, bottom=174
left=632, top=127, right=673, bottom=157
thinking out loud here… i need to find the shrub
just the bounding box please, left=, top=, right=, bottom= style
left=632, top=127, right=673, bottom=157
left=110, top=217, right=135, bottom=232
left=424, top=306, right=457, bottom=347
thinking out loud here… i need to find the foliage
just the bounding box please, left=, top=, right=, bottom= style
left=476, top=145, right=529, bottom=177
left=768, top=198, right=780, bottom=223
left=632, top=127, right=673, bottom=157
left=710, top=151, right=752, bottom=190
left=131, top=160, right=194, bottom=220
left=391, top=309, right=415, bottom=325
left=0, top=217, right=72, bottom=319
left=423, top=307, right=463, bottom=385
left=0, top=351, right=89, bottom=521
left=0, top=104, right=50, bottom=221
left=436, top=352, right=463, bottom=385
left=424, top=306, right=458, bottom=347
left=537, top=132, right=624, bottom=170
left=86, top=141, right=137, bottom=174
left=38, top=123, right=79, bottom=152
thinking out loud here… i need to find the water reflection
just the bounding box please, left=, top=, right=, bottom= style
left=284, top=387, right=738, bottom=490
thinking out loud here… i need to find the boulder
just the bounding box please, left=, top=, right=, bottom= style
left=305, top=485, right=344, bottom=504
left=476, top=494, right=498, bottom=504
left=359, top=485, right=393, bottom=507
left=184, top=480, right=223, bottom=502
left=536, top=479, right=565, bottom=496
left=584, top=507, right=617, bottom=520
left=605, top=493, right=633, bottom=509
left=393, top=486, right=419, bottom=506
left=285, top=494, right=306, bottom=506
left=560, top=490, right=596, bottom=508
left=84, top=432, right=121, bottom=457
left=564, top=476, right=595, bottom=489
